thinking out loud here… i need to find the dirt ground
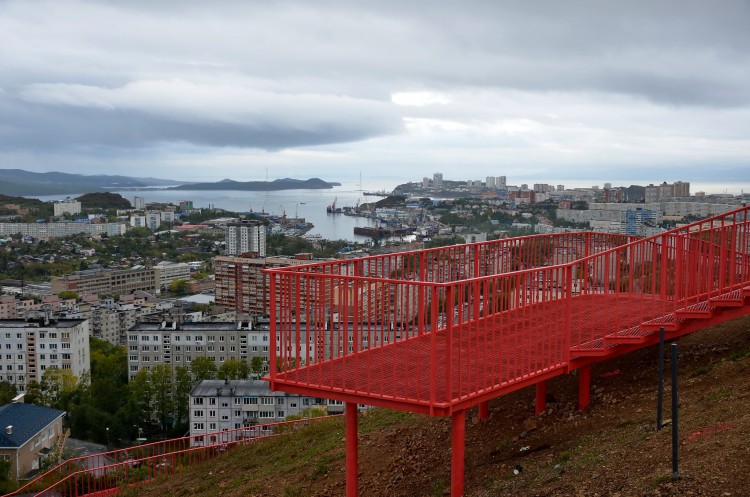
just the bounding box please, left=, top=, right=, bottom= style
left=134, top=314, right=750, bottom=497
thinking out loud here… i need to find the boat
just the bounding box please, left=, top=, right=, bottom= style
left=363, top=190, right=389, bottom=197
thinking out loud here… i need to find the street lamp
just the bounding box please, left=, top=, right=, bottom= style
left=106, top=427, right=110, bottom=450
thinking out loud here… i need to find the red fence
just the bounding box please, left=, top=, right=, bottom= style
left=267, top=206, right=750, bottom=415
left=3, top=416, right=339, bottom=497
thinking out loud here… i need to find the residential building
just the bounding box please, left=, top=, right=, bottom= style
left=155, top=261, right=191, bottom=292
left=126, top=321, right=260, bottom=381
left=214, top=253, right=317, bottom=316
left=620, top=208, right=658, bottom=236
left=132, top=196, right=146, bottom=210
left=0, top=314, right=90, bottom=391
left=225, top=220, right=266, bottom=256
left=0, top=222, right=127, bottom=240
left=51, top=268, right=158, bottom=296
left=188, top=379, right=344, bottom=442
left=433, top=172, right=443, bottom=189
left=53, top=199, right=81, bottom=217
left=0, top=402, right=66, bottom=479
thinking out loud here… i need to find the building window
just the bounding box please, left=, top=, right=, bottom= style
left=193, top=422, right=204, bottom=430
left=193, top=410, right=204, bottom=417
left=193, top=398, right=204, bottom=405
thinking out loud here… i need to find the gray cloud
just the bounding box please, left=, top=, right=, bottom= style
left=0, top=0, right=749, bottom=183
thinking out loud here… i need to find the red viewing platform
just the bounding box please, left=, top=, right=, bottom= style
left=266, top=206, right=750, bottom=497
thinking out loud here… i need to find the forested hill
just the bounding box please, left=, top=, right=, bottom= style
left=170, top=177, right=340, bottom=191
left=0, top=169, right=182, bottom=196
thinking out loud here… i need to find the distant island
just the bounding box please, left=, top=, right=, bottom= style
left=169, top=177, right=341, bottom=191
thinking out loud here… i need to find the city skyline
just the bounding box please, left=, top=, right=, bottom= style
left=0, top=1, right=749, bottom=186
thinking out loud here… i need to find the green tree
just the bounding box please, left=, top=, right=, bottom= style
left=38, top=369, right=79, bottom=411
left=218, top=358, right=249, bottom=380
left=174, top=366, right=192, bottom=429
left=250, top=356, right=264, bottom=379
left=129, top=369, right=153, bottom=423
left=0, top=381, right=17, bottom=405
left=190, top=357, right=217, bottom=381
left=169, top=279, right=189, bottom=295
left=58, top=290, right=79, bottom=300
left=150, top=365, right=174, bottom=435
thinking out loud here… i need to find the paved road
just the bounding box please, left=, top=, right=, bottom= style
left=64, top=438, right=116, bottom=474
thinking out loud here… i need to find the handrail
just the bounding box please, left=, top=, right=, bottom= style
left=3, top=415, right=341, bottom=497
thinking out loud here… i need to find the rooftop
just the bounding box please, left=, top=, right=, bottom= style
left=0, top=403, right=65, bottom=448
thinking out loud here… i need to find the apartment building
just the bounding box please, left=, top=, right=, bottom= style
left=51, top=267, right=158, bottom=296
left=0, top=296, right=77, bottom=320
left=188, top=379, right=344, bottom=442
left=0, top=313, right=90, bottom=392
left=53, top=199, right=82, bottom=217
left=155, top=261, right=191, bottom=291
left=225, top=220, right=266, bottom=256
left=214, top=253, right=318, bottom=316
left=127, top=321, right=262, bottom=381
left=0, top=222, right=127, bottom=240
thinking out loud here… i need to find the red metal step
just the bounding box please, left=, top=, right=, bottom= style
left=604, top=325, right=653, bottom=345
left=709, top=289, right=744, bottom=307
left=642, top=314, right=682, bottom=332
left=675, top=301, right=713, bottom=319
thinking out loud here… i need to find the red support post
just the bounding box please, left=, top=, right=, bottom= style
left=478, top=401, right=489, bottom=421
left=346, top=402, right=359, bottom=497
left=451, top=409, right=466, bottom=497
left=578, top=366, right=591, bottom=410
left=535, top=380, right=547, bottom=415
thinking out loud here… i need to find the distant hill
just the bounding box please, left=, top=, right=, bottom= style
left=76, top=192, right=132, bottom=210
left=0, top=169, right=184, bottom=196
left=170, top=177, right=341, bottom=191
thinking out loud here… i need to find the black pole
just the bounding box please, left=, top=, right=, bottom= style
left=657, top=326, right=665, bottom=430
left=671, top=343, right=679, bottom=481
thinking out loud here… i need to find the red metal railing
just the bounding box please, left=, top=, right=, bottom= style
left=3, top=416, right=339, bottom=497
left=267, top=206, right=750, bottom=415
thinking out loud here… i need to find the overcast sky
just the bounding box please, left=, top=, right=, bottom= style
left=1, top=0, right=749, bottom=191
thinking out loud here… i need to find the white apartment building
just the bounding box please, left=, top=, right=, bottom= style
left=0, top=222, right=127, bottom=240
left=155, top=261, right=191, bottom=291
left=189, top=379, right=345, bottom=443
left=225, top=220, right=266, bottom=256
left=127, top=321, right=265, bottom=381
left=133, top=196, right=146, bottom=210
left=53, top=199, right=82, bottom=217
left=0, top=314, right=90, bottom=392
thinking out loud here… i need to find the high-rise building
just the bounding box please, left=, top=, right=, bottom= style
left=673, top=181, right=690, bottom=197
left=498, top=176, right=507, bottom=187
left=133, top=196, right=146, bottom=210
left=433, top=173, right=443, bottom=189
left=422, top=177, right=430, bottom=188
left=485, top=176, right=496, bottom=188
left=225, top=220, right=266, bottom=257
left=214, top=253, right=316, bottom=316
left=0, top=313, right=91, bottom=392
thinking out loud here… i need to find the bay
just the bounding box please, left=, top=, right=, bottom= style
left=32, top=180, right=401, bottom=243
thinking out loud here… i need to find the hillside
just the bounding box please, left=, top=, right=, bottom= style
left=76, top=192, right=132, bottom=210
left=0, top=169, right=182, bottom=196
left=125, top=315, right=750, bottom=496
